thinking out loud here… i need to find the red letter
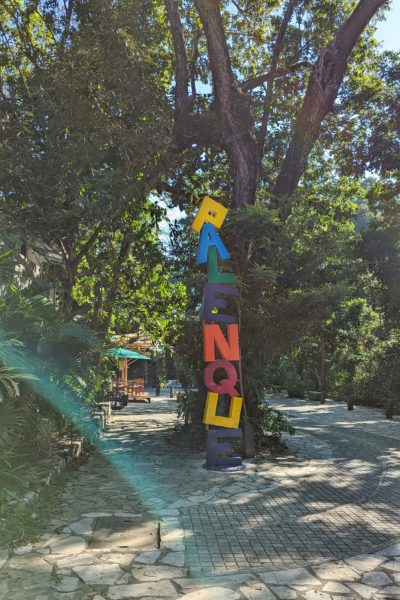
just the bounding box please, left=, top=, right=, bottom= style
left=204, top=360, right=238, bottom=398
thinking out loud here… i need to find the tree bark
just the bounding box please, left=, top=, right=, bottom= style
left=274, top=0, right=388, bottom=199
left=241, top=61, right=311, bottom=92
left=165, top=0, right=190, bottom=113
left=165, top=0, right=258, bottom=206
left=319, top=337, right=327, bottom=404
left=194, top=0, right=259, bottom=207
left=258, top=0, right=299, bottom=159
left=165, top=0, right=387, bottom=208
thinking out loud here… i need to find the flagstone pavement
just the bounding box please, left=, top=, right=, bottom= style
left=2, top=393, right=400, bottom=599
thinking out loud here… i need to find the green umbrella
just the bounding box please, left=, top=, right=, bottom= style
left=106, top=348, right=151, bottom=360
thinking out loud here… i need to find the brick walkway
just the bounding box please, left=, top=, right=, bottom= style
left=180, top=398, right=400, bottom=577
left=2, top=393, right=400, bottom=599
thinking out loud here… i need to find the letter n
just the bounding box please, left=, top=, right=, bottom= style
left=204, top=324, right=240, bottom=362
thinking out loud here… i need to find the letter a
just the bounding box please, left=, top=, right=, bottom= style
left=196, top=224, right=230, bottom=265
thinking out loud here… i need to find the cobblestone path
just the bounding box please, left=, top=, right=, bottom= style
left=2, top=394, right=400, bottom=599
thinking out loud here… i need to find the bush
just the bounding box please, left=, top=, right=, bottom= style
left=176, top=389, right=193, bottom=425
left=285, top=371, right=306, bottom=399
left=248, top=403, right=295, bottom=452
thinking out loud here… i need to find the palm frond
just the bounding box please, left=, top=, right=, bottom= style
left=0, top=366, right=36, bottom=401
left=0, top=250, right=16, bottom=286
left=0, top=401, right=25, bottom=448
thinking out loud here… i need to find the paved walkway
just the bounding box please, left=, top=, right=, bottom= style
left=2, top=394, right=400, bottom=599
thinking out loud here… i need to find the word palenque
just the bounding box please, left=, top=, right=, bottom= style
left=192, top=196, right=243, bottom=470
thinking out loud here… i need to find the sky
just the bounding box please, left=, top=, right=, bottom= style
left=375, top=2, right=400, bottom=51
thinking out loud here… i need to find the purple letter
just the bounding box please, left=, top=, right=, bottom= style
left=201, top=283, right=239, bottom=324
left=206, top=428, right=243, bottom=468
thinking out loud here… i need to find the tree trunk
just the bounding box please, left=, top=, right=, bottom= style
left=165, top=0, right=259, bottom=206
left=274, top=0, right=388, bottom=199
left=319, top=337, right=327, bottom=404
left=195, top=0, right=258, bottom=206
left=192, top=0, right=259, bottom=206
left=60, top=261, right=78, bottom=318
left=225, top=126, right=259, bottom=208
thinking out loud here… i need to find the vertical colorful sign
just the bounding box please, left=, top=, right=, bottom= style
left=192, top=196, right=244, bottom=470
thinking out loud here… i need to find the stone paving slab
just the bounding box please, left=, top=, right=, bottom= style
left=2, top=392, right=400, bottom=599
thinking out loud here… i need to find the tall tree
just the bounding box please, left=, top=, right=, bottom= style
left=0, top=0, right=171, bottom=317
left=164, top=0, right=388, bottom=207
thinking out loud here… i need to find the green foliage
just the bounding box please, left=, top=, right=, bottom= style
left=223, top=194, right=356, bottom=406
left=169, top=177, right=394, bottom=436
left=0, top=251, right=100, bottom=485
left=0, top=400, right=26, bottom=449
left=1, top=0, right=399, bottom=450
left=0, top=0, right=172, bottom=321
left=248, top=404, right=295, bottom=452
left=0, top=473, right=67, bottom=550
left=176, top=389, right=200, bottom=425
left=0, top=250, right=16, bottom=283
left=284, top=370, right=307, bottom=400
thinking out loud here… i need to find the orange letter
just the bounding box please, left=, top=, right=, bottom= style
left=204, top=324, right=240, bottom=362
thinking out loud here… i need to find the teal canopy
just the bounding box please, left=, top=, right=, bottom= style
left=106, top=348, right=151, bottom=360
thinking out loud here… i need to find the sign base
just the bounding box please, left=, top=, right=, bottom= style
left=203, top=462, right=245, bottom=472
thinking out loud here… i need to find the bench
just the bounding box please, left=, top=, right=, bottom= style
left=106, top=390, right=127, bottom=411
left=127, top=379, right=151, bottom=403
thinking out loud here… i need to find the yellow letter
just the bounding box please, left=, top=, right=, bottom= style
left=203, top=392, right=243, bottom=429
left=192, top=196, right=228, bottom=233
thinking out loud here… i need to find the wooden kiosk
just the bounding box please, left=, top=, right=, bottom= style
left=108, top=347, right=152, bottom=403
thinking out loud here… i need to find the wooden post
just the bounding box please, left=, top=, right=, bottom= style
left=121, top=358, right=128, bottom=387
left=319, top=337, right=327, bottom=404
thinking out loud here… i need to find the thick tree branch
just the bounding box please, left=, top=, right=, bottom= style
left=258, top=0, right=299, bottom=159
left=194, top=0, right=235, bottom=112
left=60, top=0, right=74, bottom=50
left=145, top=111, right=220, bottom=194
left=230, top=0, right=247, bottom=19
left=72, top=222, right=104, bottom=266
left=241, top=61, right=310, bottom=92
left=165, top=0, right=190, bottom=113
left=194, top=0, right=259, bottom=207
left=190, top=29, right=201, bottom=99
left=274, top=0, right=388, bottom=199
left=173, top=111, right=220, bottom=149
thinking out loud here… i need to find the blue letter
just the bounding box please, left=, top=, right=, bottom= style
left=196, top=224, right=230, bottom=265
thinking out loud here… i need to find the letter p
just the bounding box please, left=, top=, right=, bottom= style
left=191, top=196, right=228, bottom=234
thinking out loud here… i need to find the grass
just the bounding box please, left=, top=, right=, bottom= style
left=0, top=471, right=67, bottom=551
